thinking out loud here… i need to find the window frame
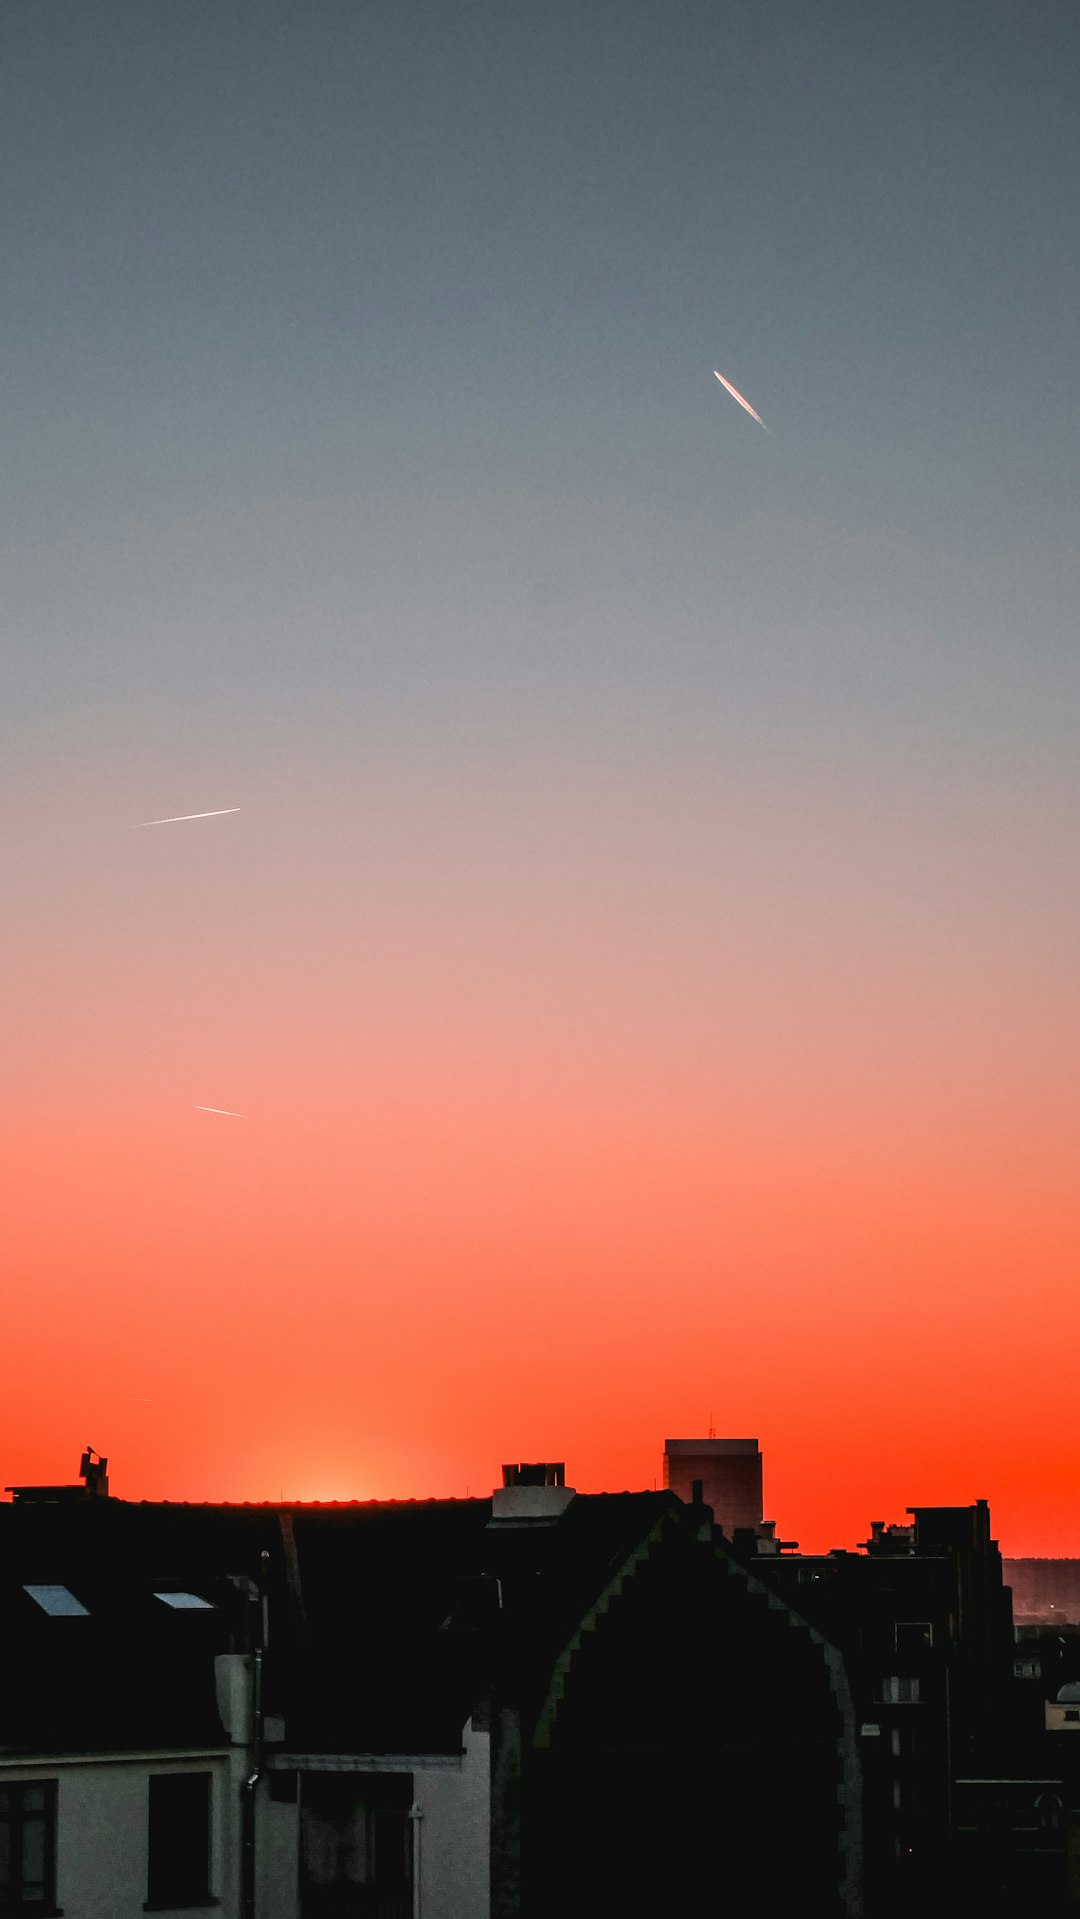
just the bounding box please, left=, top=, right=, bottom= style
left=299, top=1771, right=414, bottom=1898
left=894, top=1619, right=933, bottom=1656
left=0, top=1777, right=60, bottom=1917
left=879, top=1674, right=921, bottom=1705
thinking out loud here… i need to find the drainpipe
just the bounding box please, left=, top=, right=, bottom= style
left=240, top=1650, right=262, bottom=1919
left=409, top=1802, right=423, bottom=1919
left=240, top=1553, right=269, bottom=1919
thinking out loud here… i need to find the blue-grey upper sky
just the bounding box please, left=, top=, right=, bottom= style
left=4, top=0, right=1078, bottom=742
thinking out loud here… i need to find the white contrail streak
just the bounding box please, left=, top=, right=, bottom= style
left=195, top=1105, right=246, bottom=1118
left=134, top=808, right=241, bottom=826
left=713, top=369, right=768, bottom=430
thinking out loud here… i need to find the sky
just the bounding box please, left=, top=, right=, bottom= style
left=3, top=0, right=1079, bottom=1552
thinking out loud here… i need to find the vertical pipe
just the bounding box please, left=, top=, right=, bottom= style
left=409, top=1803, right=423, bottom=1919
left=240, top=1649, right=262, bottom=1919
left=241, top=1554, right=269, bottom=1919
left=241, top=1766, right=258, bottom=1919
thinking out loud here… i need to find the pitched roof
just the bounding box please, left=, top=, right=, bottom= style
left=0, top=1491, right=682, bottom=1756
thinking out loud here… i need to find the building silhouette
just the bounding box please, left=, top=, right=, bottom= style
left=8, top=1439, right=1080, bottom=1916
left=724, top=1479, right=1080, bottom=1915
left=662, top=1435, right=764, bottom=1535
left=0, top=1454, right=860, bottom=1919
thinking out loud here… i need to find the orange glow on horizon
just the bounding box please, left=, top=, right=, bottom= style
left=4, top=1021, right=1079, bottom=1557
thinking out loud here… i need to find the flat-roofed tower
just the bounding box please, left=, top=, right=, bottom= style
left=663, top=1437, right=763, bottom=1535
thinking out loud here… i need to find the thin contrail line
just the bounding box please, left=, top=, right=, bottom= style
left=195, top=1105, right=246, bottom=1118
left=134, top=808, right=241, bottom=826
left=713, top=369, right=769, bottom=431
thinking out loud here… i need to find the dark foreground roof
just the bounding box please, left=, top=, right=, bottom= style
left=0, top=1491, right=683, bottom=1756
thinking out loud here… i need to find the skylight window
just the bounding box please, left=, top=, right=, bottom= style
left=24, top=1584, right=89, bottom=1617
left=153, top=1591, right=215, bottom=1610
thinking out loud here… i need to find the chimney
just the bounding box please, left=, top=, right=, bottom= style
left=80, top=1449, right=109, bottom=1498
left=501, top=1462, right=565, bottom=1488
left=489, top=1462, right=575, bottom=1526
left=5, top=1448, right=110, bottom=1504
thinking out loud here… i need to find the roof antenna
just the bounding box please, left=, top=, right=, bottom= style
left=707, top=1412, right=716, bottom=1439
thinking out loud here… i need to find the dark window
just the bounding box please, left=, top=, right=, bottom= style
left=300, top=1773, right=412, bottom=1918
left=879, top=1675, right=921, bottom=1705
left=0, top=1780, right=57, bottom=1912
left=147, top=1772, right=211, bottom=1908
left=895, top=1621, right=933, bottom=1657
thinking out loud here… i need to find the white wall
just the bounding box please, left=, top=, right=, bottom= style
left=413, top=1720, right=490, bottom=1919
left=0, top=1753, right=235, bottom=1919
left=2, top=1713, right=490, bottom=1919
left=258, top=1787, right=300, bottom=1919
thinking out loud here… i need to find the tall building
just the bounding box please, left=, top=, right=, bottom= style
left=663, top=1437, right=763, bottom=1535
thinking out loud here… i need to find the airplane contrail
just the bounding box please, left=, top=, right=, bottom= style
left=713, top=369, right=768, bottom=431
left=134, top=808, right=241, bottom=826
left=195, top=1105, right=246, bottom=1118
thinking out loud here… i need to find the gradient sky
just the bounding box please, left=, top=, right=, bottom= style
left=4, top=1, right=1079, bottom=1552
